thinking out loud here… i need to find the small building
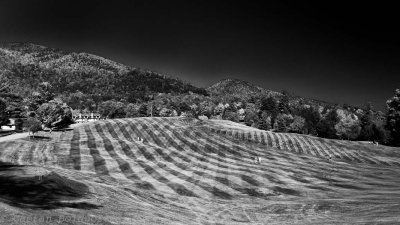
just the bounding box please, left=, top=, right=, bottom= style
left=1, top=118, right=23, bottom=131
left=72, top=112, right=104, bottom=123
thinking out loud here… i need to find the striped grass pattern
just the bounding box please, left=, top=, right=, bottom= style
left=0, top=117, right=399, bottom=202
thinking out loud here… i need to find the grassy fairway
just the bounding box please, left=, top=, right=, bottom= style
left=1, top=117, right=400, bottom=224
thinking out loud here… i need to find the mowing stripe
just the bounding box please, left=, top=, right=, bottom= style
left=301, top=136, right=322, bottom=157
left=295, top=135, right=315, bottom=156
left=308, top=138, right=329, bottom=157
left=18, top=142, right=30, bottom=164
left=176, top=127, right=300, bottom=182
left=95, top=122, right=152, bottom=182
left=69, top=128, right=81, bottom=170
left=75, top=126, right=96, bottom=173
left=269, top=132, right=280, bottom=149
left=134, top=146, right=199, bottom=197
left=108, top=120, right=176, bottom=192
left=316, top=138, right=341, bottom=159
left=324, top=139, right=354, bottom=161
left=146, top=118, right=265, bottom=187
left=281, top=133, right=298, bottom=153
left=281, top=133, right=297, bottom=153
left=265, top=132, right=274, bottom=147
left=289, top=134, right=307, bottom=154
left=108, top=121, right=203, bottom=194
left=84, top=125, right=110, bottom=176
left=141, top=140, right=236, bottom=199
left=139, top=120, right=240, bottom=197
left=278, top=132, right=291, bottom=150
left=150, top=118, right=278, bottom=185
left=119, top=120, right=201, bottom=197
left=112, top=119, right=188, bottom=193
left=0, top=141, right=16, bottom=161
left=259, top=131, right=267, bottom=145
left=90, top=122, right=127, bottom=180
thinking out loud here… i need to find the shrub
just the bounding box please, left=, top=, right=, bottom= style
left=24, top=117, right=42, bottom=138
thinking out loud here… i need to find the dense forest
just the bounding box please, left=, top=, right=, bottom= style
left=1, top=43, right=399, bottom=146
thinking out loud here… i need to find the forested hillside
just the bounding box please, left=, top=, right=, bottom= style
left=0, top=43, right=207, bottom=103
left=1, top=43, right=399, bottom=146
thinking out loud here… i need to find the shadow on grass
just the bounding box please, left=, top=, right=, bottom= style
left=0, top=162, right=101, bottom=210
left=21, top=135, right=52, bottom=142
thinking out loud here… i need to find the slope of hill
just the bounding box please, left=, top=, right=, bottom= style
left=208, top=78, right=337, bottom=110
left=207, top=78, right=281, bottom=97
left=0, top=42, right=207, bottom=102
left=0, top=42, right=130, bottom=74
left=0, top=117, right=399, bottom=224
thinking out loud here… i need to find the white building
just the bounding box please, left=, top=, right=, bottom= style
left=72, top=112, right=104, bottom=123
left=1, top=118, right=16, bottom=130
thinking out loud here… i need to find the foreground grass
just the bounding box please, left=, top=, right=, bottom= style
left=0, top=117, right=399, bottom=224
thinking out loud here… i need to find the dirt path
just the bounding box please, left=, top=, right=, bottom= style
left=0, top=132, right=29, bottom=142
left=0, top=123, right=88, bottom=143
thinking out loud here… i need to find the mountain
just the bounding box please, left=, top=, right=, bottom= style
left=0, top=42, right=358, bottom=113
left=0, top=42, right=207, bottom=103
left=0, top=42, right=130, bottom=74
left=207, top=78, right=280, bottom=97
left=208, top=78, right=338, bottom=110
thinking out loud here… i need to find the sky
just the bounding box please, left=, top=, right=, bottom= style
left=0, top=0, right=399, bottom=110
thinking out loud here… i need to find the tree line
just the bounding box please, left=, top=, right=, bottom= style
left=1, top=79, right=399, bottom=146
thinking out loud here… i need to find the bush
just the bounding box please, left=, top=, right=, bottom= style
left=289, top=115, right=306, bottom=133
left=386, top=89, right=400, bottom=146
left=244, top=111, right=259, bottom=127
left=223, top=110, right=239, bottom=122
left=36, top=99, right=73, bottom=129
left=258, top=111, right=272, bottom=130
left=24, top=117, right=42, bottom=138
left=273, top=114, right=293, bottom=132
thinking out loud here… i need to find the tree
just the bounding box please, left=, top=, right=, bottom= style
left=317, top=109, right=339, bottom=138
left=159, top=108, right=172, bottom=117
left=199, top=100, right=215, bottom=118
left=223, top=110, right=239, bottom=122
left=335, top=114, right=361, bottom=140
left=26, top=82, right=56, bottom=111
left=178, top=102, right=191, bottom=115
left=65, top=91, right=96, bottom=111
left=289, top=115, right=306, bottom=134
left=260, top=96, right=278, bottom=125
left=273, top=113, right=293, bottom=132
left=244, top=110, right=259, bottom=127
left=213, top=103, right=224, bottom=116
left=258, top=111, right=272, bottom=130
left=244, top=104, right=258, bottom=127
left=98, top=100, right=126, bottom=119
left=170, top=109, right=178, bottom=117
left=359, top=102, right=375, bottom=141
left=371, top=121, right=389, bottom=144
left=237, top=108, right=245, bottom=121
left=386, top=89, right=400, bottom=146
left=36, top=99, right=74, bottom=129
left=138, top=103, right=148, bottom=117
left=278, top=90, right=290, bottom=114
left=24, top=117, right=42, bottom=139
left=299, top=106, right=321, bottom=135
left=189, top=103, right=201, bottom=118
left=0, top=99, right=9, bottom=125
left=125, top=103, right=140, bottom=118
left=0, top=86, right=24, bottom=118
left=260, top=96, right=277, bottom=113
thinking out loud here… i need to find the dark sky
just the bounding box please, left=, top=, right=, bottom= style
left=0, top=0, right=399, bottom=110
